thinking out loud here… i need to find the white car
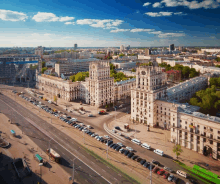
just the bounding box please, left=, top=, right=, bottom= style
left=82, top=128, right=87, bottom=132
left=104, top=135, right=111, bottom=139
left=88, top=114, right=93, bottom=117
left=91, top=133, right=97, bottom=137
left=117, top=142, right=124, bottom=147
left=126, top=147, right=134, bottom=152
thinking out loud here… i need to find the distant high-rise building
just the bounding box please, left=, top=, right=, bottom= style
left=35, top=46, right=43, bottom=57
left=145, top=48, right=151, bottom=55
left=74, top=44, right=77, bottom=50
left=120, top=45, right=124, bottom=52
left=169, top=44, right=174, bottom=51
left=179, top=46, right=183, bottom=51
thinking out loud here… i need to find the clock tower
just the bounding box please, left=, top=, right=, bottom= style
left=131, top=66, right=167, bottom=126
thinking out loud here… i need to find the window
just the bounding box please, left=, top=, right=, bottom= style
left=180, top=120, right=182, bottom=122
left=218, top=131, right=220, bottom=134
left=173, top=118, right=175, bottom=121
left=173, top=123, right=175, bottom=127
left=173, top=128, right=175, bottom=131
left=210, top=128, right=213, bottom=132
left=161, top=107, right=162, bottom=110
left=185, top=126, right=187, bottom=129
left=197, top=125, right=200, bottom=128
left=204, top=127, right=206, bottom=130
left=185, top=121, right=187, bottom=124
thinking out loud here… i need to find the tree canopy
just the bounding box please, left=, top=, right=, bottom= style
left=41, top=67, right=48, bottom=74
left=69, top=72, right=89, bottom=82
left=189, top=78, right=220, bottom=115
left=173, top=144, right=183, bottom=159
left=158, top=63, right=199, bottom=79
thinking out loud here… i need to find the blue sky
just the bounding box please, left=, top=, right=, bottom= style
left=0, top=0, right=220, bottom=47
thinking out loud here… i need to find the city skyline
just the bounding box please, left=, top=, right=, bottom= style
left=0, top=0, right=220, bottom=47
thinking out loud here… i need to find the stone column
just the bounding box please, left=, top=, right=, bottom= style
left=199, top=137, right=204, bottom=155
left=187, top=134, right=191, bottom=149
left=213, top=141, right=218, bottom=160
left=182, top=132, right=185, bottom=147
left=194, top=135, right=197, bottom=152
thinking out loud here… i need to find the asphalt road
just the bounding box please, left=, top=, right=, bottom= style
left=0, top=93, right=137, bottom=184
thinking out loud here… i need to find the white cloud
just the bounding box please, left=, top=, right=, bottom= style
left=145, top=12, right=173, bottom=17
left=153, top=0, right=220, bottom=9
left=110, top=29, right=130, bottom=33
left=130, top=28, right=154, bottom=32
left=0, top=9, right=28, bottom=21
left=65, top=22, right=75, bottom=25
left=158, top=32, right=185, bottom=38
left=150, top=31, right=163, bottom=34
left=143, top=2, right=151, bottom=6
left=76, top=19, right=123, bottom=29
left=32, top=12, right=74, bottom=22
left=59, top=16, right=74, bottom=22
left=152, top=2, right=164, bottom=8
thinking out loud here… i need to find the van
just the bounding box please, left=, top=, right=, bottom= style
left=154, top=149, right=164, bottom=156
left=34, top=154, right=43, bottom=163
left=176, top=170, right=187, bottom=178
left=141, top=143, right=151, bottom=150
left=131, top=139, right=141, bottom=145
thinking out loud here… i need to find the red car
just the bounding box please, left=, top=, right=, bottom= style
left=153, top=167, right=159, bottom=173
left=157, top=169, right=164, bottom=175
left=163, top=172, right=169, bottom=179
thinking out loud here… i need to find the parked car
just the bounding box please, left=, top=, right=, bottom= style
left=172, top=177, right=179, bottom=183
left=112, top=144, right=118, bottom=149
left=153, top=167, right=159, bottom=173
left=140, top=159, right=146, bottom=165
left=147, top=164, right=155, bottom=170
left=164, top=166, right=173, bottom=173
left=136, top=157, right=142, bottom=162
left=126, top=147, right=134, bottom=152
left=168, top=174, right=174, bottom=182
left=124, top=136, right=131, bottom=140
left=112, top=129, right=117, bottom=133
left=152, top=160, right=160, bottom=166
left=127, top=152, right=134, bottom=158
left=163, top=172, right=169, bottom=179
left=117, top=142, right=124, bottom=147
left=157, top=169, right=164, bottom=175
left=143, top=162, right=149, bottom=168
left=88, top=114, right=93, bottom=117
left=119, top=148, right=125, bottom=154
left=114, top=126, right=121, bottom=130
left=131, top=155, right=138, bottom=160
left=104, top=135, right=111, bottom=139
left=115, top=146, right=121, bottom=151
left=106, top=140, right=113, bottom=146
left=123, top=150, right=130, bottom=156
left=110, top=143, right=116, bottom=148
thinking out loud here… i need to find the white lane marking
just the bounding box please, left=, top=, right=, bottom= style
left=114, top=178, right=117, bottom=181
left=1, top=99, right=112, bottom=184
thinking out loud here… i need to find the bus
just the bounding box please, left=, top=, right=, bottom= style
left=10, top=130, right=16, bottom=137
left=34, top=154, right=44, bottom=163
left=192, top=165, right=220, bottom=184
left=46, top=148, right=61, bottom=163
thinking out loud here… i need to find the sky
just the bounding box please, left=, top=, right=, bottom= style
left=0, top=0, right=220, bottom=47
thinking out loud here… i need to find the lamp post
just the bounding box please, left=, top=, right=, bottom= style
left=106, top=138, right=109, bottom=159
left=39, top=163, right=43, bottom=184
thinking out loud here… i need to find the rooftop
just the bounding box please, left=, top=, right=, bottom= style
left=114, top=78, right=136, bottom=85
left=167, top=76, right=207, bottom=96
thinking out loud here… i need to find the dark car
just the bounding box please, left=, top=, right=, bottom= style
left=189, top=179, right=198, bottom=184
left=172, top=177, right=178, bottom=183
left=124, top=136, right=131, bottom=140
left=143, top=162, right=149, bottom=168
left=163, top=172, right=169, bottom=179
left=140, top=159, right=146, bottom=165
left=115, top=126, right=121, bottom=130
left=153, top=167, right=159, bottom=173
left=112, top=144, right=118, bottom=149
left=110, top=143, right=116, bottom=148
left=107, top=140, right=113, bottom=146
left=127, top=152, right=134, bottom=158
left=152, top=160, right=160, bottom=166
left=147, top=164, right=155, bottom=170
left=123, top=150, right=130, bottom=156
left=131, top=155, right=138, bottom=160
left=79, top=127, right=84, bottom=131
left=136, top=157, right=142, bottom=162
left=115, top=146, right=121, bottom=151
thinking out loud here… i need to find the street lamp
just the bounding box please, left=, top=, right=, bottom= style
left=39, top=163, right=43, bottom=184
left=106, top=138, right=109, bottom=159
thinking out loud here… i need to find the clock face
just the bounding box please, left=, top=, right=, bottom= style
left=141, top=71, right=146, bottom=75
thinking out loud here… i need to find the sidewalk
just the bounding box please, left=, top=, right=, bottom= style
left=108, top=114, right=220, bottom=176
left=0, top=113, right=71, bottom=184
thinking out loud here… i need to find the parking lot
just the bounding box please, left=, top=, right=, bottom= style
left=9, top=89, right=200, bottom=184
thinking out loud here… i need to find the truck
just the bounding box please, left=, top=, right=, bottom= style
left=12, top=158, right=32, bottom=180
left=46, top=148, right=61, bottom=163
left=98, top=110, right=106, bottom=115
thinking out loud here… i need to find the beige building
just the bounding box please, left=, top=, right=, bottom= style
left=88, top=61, right=114, bottom=107
left=131, top=66, right=167, bottom=126
left=35, top=46, right=43, bottom=57
left=114, top=78, right=135, bottom=101
left=131, top=66, right=220, bottom=159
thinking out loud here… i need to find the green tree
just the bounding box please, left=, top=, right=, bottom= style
left=110, top=63, right=115, bottom=70
left=70, top=75, right=75, bottom=82
left=42, top=61, right=46, bottom=68
left=54, top=95, right=57, bottom=104
left=215, top=57, right=220, bottom=62
left=209, top=78, right=218, bottom=87
left=173, top=144, right=183, bottom=159
left=41, top=67, right=47, bottom=74
left=119, top=53, right=125, bottom=57
left=131, top=68, right=136, bottom=72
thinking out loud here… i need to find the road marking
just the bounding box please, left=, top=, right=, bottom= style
left=114, top=178, right=117, bottom=181
left=102, top=169, right=106, bottom=172
left=0, top=99, right=112, bottom=184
